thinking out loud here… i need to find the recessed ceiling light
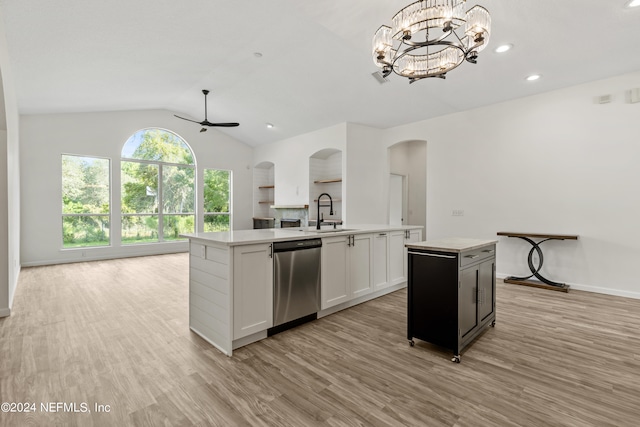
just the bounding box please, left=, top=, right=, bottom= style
left=494, top=44, right=513, bottom=53
left=626, top=0, right=640, bottom=8
left=526, top=74, right=541, bottom=81
left=266, top=123, right=274, bottom=129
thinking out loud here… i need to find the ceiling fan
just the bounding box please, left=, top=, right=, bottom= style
left=174, top=89, right=239, bottom=132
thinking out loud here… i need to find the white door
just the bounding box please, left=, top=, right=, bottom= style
left=389, top=174, right=406, bottom=226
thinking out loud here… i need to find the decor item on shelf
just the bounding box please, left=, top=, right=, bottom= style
left=372, top=0, right=491, bottom=83
left=174, top=89, right=239, bottom=132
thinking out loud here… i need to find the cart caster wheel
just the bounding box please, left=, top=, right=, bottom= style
left=451, top=355, right=461, bottom=363
left=409, top=340, right=415, bottom=347
left=491, top=320, right=496, bottom=327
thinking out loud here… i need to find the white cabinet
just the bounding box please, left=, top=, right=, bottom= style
left=321, top=235, right=349, bottom=309
left=232, top=243, right=273, bottom=339
left=350, top=233, right=374, bottom=298
left=373, top=232, right=390, bottom=290
left=321, top=233, right=373, bottom=309
left=406, top=229, right=422, bottom=244
left=389, top=230, right=406, bottom=286
left=389, top=229, right=423, bottom=286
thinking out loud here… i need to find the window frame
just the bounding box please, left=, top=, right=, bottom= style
left=61, top=153, right=112, bottom=249
left=120, top=128, right=196, bottom=244
left=203, top=167, right=232, bottom=232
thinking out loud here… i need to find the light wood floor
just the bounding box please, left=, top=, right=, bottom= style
left=2, top=253, right=640, bottom=426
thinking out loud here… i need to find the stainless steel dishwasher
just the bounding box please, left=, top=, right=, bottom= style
left=269, top=238, right=322, bottom=335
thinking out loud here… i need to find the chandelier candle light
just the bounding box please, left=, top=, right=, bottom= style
left=373, top=0, right=491, bottom=83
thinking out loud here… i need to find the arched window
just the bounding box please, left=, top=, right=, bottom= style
left=121, top=128, right=195, bottom=244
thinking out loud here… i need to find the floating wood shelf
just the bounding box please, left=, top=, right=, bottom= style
left=313, top=199, right=342, bottom=203
left=270, top=205, right=309, bottom=209
left=314, top=178, right=342, bottom=184
left=258, top=185, right=275, bottom=189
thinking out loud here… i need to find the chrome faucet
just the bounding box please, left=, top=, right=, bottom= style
left=316, top=193, right=333, bottom=230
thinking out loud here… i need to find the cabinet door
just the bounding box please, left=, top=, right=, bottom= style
left=389, top=230, right=406, bottom=285
left=407, top=250, right=458, bottom=349
left=350, top=234, right=373, bottom=298
left=321, top=235, right=349, bottom=309
left=478, top=259, right=495, bottom=322
left=407, top=229, right=422, bottom=244
left=233, top=243, right=273, bottom=339
left=459, top=266, right=478, bottom=339
left=373, top=233, right=389, bottom=290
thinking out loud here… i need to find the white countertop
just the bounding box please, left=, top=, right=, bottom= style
left=181, top=224, right=422, bottom=246
left=406, top=237, right=497, bottom=253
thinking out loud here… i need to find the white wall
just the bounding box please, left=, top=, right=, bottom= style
left=253, top=123, right=347, bottom=207
left=0, top=9, right=20, bottom=317
left=345, top=123, right=388, bottom=224
left=20, top=110, right=253, bottom=266
left=385, top=71, right=640, bottom=298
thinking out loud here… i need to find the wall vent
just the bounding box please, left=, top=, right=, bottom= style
left=594, top=94, right=612, bottom=104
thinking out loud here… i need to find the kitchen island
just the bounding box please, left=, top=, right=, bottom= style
left=182, top=224, right=422, bottom=356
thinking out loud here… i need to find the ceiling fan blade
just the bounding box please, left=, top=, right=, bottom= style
left=174, top=114, right=202, bottom=124
left=177, top=90, right=240, bottom=129
left=207, top=122, right=240, bottom=127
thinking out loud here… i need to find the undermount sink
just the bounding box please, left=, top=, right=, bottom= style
left=283, top=227, right=357, bottom=234
left=313, top=228, right=357, bottom=233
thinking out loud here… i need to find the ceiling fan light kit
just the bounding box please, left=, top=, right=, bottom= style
left=372, top=0, right=491, bottom=83
left=174, top=89, right=240, bottom=130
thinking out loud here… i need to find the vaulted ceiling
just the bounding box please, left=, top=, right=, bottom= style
left=2, top=0, right=640, bottom=146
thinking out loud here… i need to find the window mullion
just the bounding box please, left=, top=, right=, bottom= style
left=158, top=164, right=164, bottom=242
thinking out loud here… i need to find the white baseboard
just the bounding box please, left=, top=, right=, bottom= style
left=496, top=273, right=640, bottom=300
left=0, top=307, right=10, bottom=317
left=22, top=246, right=188, bottom=267
left=318, top=282, right=407, bottom=318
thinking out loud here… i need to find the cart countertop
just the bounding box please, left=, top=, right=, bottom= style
left=406, top=237, right=497, bottom=253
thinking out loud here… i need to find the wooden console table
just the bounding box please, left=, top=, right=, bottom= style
left=497, top=232, right=579, bottom=293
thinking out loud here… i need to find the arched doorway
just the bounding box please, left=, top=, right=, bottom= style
left=388, top=140, right=427, bottom=230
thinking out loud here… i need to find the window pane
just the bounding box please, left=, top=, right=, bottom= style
left=122, top=129, right=194, bottom=164
left=204, top=169, right=230, bottom=213
left=163, top=215, right=195, bottom=240
left=122, top=215, right=159, bottom=244
left=204, top=214, right=230, bottom=232
left=121, top=162, right=158, bottom=214
left=62, top=155, right=109, bottom=214
left=163, top=165, right=194, bottom=213
left=62, top=216, right=110, bottom=248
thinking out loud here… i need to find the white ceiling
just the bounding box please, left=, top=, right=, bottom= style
left=2, top=0, right=640, bottom=146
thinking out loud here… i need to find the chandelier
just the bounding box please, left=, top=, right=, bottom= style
left=372, top=0, right=491, bottom=83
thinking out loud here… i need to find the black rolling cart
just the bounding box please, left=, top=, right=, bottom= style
left=406, top=238, right=497, bottom=363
